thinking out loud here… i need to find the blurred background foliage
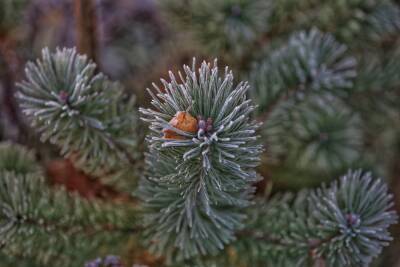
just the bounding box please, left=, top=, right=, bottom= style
left=0, top=0, right=399, bottom=266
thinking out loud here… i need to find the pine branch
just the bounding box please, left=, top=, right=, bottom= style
left=253, top=170, right=397, bottom=267
left=353, top=55, right=400, bottom=93
left=250, top=29, right=361, bottom=172
left=0, top=141, right=39, bottom=173
left=16, top=48, right=139, bottom=191
left=250, top=28, right=357, bottom=114
left=164, top=0, right=271, bottom=59
left=0, top=252, right=41, bottom=267
left=268, top=0, right=393, bottom=42
left=263, top=94, right=362, bottom=172
left=355, top=2, right=400, bottom=47
left=178, top=170, right=398, bottom=267
left=138, top=59, right=263, bottom=262
left=0, top=142, right=139, bottom=267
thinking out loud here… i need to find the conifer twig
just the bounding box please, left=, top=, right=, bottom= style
left=74, top=0, right=99, bottom=63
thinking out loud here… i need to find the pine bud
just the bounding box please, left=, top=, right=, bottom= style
left=59, top=90, right=69, bottom=104
left=163, top=111, right=198, bottom=139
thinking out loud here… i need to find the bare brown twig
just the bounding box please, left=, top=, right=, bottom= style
left=74, top=0, right=99, bottom=63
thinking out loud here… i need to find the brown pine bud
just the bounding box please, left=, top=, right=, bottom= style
left=163, top=111, right=198, bottom=139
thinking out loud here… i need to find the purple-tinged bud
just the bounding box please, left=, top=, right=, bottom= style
left=231, top=5, right=241, bottom=17
left=206, top=118, right=213, bottom=132
left=59, top=90, right=69, bottom=104
left=319, top=132, right=329, bottom=142
left=198, top=119, right=206, bottom=130
left=104, top=255, right=122, bottom=266
left=346, top=213, right=361, bottom=227
left=85, top=258, right=102, bottom=267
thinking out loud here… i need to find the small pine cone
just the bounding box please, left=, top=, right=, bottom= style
left=163, top=111, right=198, bottom=139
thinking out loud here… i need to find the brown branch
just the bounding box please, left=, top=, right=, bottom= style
left=46, top=159, right=138, bottom=203
left=74, top=0, right=99, bottom=63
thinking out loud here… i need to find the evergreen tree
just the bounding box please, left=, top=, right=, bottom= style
left=0, top=0, right=399, bottom=266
